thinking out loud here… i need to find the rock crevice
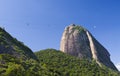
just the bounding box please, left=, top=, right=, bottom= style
left=86, top=31, right=101, bottom=66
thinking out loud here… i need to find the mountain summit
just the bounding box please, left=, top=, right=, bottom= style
left=60, top=24, right=118, bottom=71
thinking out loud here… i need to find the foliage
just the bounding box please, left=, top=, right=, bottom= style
left=0, top=54, right=56, bottom=76
left=0, top=49, right=120, bottom=76
left=35, top=49, right=120, bottom=76
left=73, top=25, right=85, bottom=33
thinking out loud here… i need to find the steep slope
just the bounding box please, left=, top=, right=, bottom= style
left=60, top=24, right=117, bottom=71
left=35, top=49, right=120, bottom=76
left=0, top=27, right=55, bottom=76
left=0, top=27, right=37, bottom=60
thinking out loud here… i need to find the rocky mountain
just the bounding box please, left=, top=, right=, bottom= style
left=60, top=24, right=118, bottom=71
left=0, top=26, right=119, bottom=76
left=0, top=27, right=37, bottom=60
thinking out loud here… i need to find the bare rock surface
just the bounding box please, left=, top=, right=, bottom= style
left=60, top=24, right=117, bottom=70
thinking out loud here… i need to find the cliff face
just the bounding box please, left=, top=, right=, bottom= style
left=60, top=24, right=117, bottom=70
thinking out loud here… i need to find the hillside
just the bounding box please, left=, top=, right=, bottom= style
left=0, top=28, right=57, bottom=76
left=0, top=27, right=37, bottom=60
left=0, top=48, right=120, bottom=75
left=35, top=49, right=120, bottom=76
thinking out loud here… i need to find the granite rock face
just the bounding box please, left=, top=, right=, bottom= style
left=60, top=24, right=117, bottom=70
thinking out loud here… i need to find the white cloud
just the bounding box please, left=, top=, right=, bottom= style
left=116, top=63, right=120, bottom=71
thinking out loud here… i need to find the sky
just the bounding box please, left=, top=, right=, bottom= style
left=0, top=0, right=120, bottom=70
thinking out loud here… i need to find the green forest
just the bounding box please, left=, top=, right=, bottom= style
left=0, top=49, right=119, bottom=76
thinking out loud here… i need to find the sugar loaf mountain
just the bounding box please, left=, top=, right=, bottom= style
left=60, top=24, right=117, bottom=70
left=0, top=25, right=120, bottom=76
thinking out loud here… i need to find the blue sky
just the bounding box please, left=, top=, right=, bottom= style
left=0, top=0, right=120, bottom=69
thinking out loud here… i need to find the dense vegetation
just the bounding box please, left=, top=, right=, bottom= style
left=0, top=27, right=56, bottom=76
left=0, top=49, right=120, bottom=76
left=0, top=54, right=57, bottom=76
left=35, top=49, right=120, bottom=76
